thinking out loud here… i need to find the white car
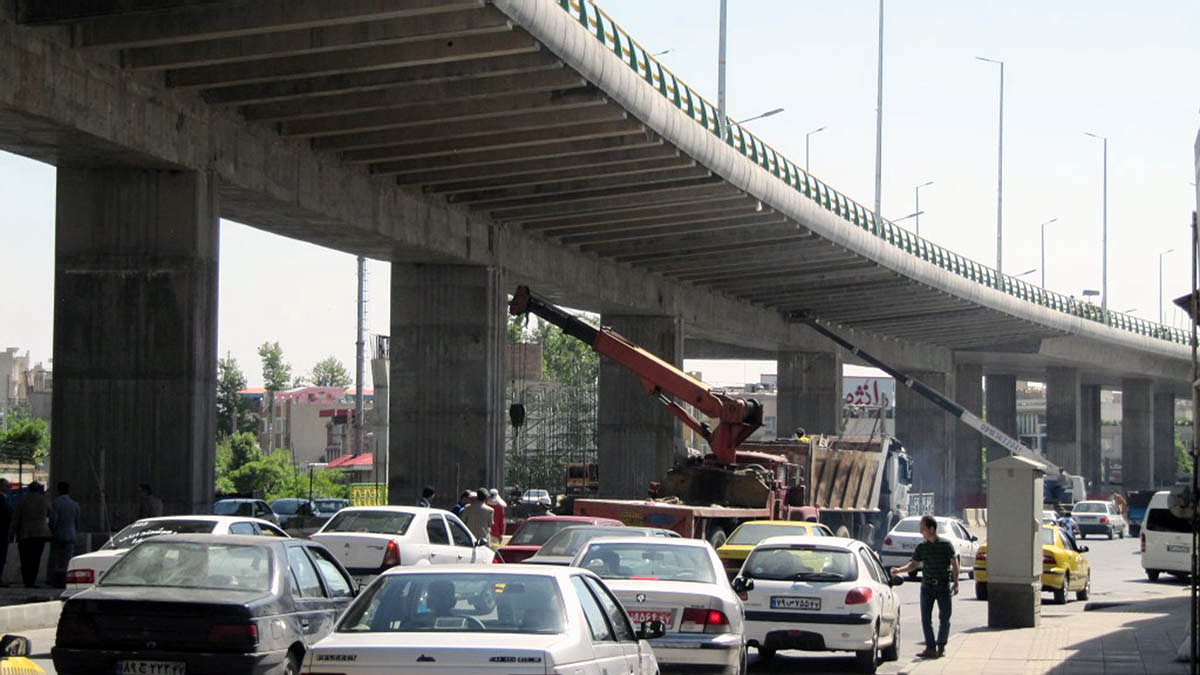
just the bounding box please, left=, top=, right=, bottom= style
left=877, top=516, right=979, bottom=578
left=736, top=535, right=902, bottom=672
left=310, top=506, right=496, bottom=586
left=1071, top=500, right=1126, bottom=539
left=573, top=537, right=746, bottom=674
left=524, top=526, right=680, bottom=566
left=1141, top=490, right=1192, bottom=580
left=521, top=489, right=551, bottom=505
left=302, top=564, right=663, bottom=674
left=62, top=515, right=287, bottom=597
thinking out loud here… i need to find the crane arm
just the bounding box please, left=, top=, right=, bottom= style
left=509, top=286, right=762, bottom=464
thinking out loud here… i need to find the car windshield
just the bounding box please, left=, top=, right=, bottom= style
left=577, top=543, right=717, bottom=583
left=536, top=527, right=633, bottom=557
left=338, top=573, right=567, bottom=634
left=1072, top=503, right=1106, bottom=513
left=315, top=499, right=347, bottom=512
left=101, top=541, right=271, bottom=592
left=323, top=510, right=414, bottom=536
left=744, top=546, right=858, bottom=582
left=272, top=500, right=301, bottom=515
left=214, top=500, right=255, bottom=516
left=727, top=523, right=812, bottom=545
left=101, top=519, right=218, bottom=550
left=509, top=520, right=580, bottom=546
left=892, top=518, right=951, bottom=535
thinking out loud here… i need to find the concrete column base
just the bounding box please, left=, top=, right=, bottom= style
left=777, top=351, right=842, bottom=437
left=987, top=580, right=1041, bottom=628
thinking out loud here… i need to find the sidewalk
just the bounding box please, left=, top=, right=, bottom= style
left=884, top=593, right=1194, bottom=675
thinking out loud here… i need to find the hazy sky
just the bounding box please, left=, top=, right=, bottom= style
left=2, top=0, right=1198, bottom=388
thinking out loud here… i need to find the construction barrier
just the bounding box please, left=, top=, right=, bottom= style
left=962, top=508, right=989, bottom=530
left=351, top=482, right=387, bottom=506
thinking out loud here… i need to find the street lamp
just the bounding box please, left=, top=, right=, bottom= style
left=652, top=48, right=672, bottom=56
left=1039, top=217, right=1058, bottom=288
left=914, top=181, right=934, bottom=236
left=977, top=56, right=1004, bottom=273
left=805, top=125, right=827, bottom=172
left=717, top=0, right=728, bottom=141
left=1160, top=248, right=1175, bottom=323
left=1085, top=131, right=1108, bottom=314
left=735, top=108, right=784, bottom=125
left=1014, top=268, right=1037, bottom=280
left=306, top=462, right=328, bottom=504
left=893, top=211, right=924, bottom=224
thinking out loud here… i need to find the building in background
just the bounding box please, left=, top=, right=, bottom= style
left=240, top=386, right=375, bottom=467
left=0, top=347, right=52, bottom=426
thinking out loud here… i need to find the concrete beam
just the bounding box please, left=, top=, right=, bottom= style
left=485, top=179, right=734, bottom=220
left=451, top=166, right=712, bottom=207
left=17, top=0, right=225, bottom=24
left=570, top=215, right=791, bottom=248
left=441, top=156, right=696, bottom=198
left=374, top=137, right=666, bottom=177
left=1046, top=366, right=1081, bottom=475
left=684, top=339, right=777, bottom=360
left=524, top=197, right=751, bottom=233
left=896, top=370, right=955, bottom=514
left=1122, top=378, right=1154, bottom=491
left=410, top=145, right=683, bottom=188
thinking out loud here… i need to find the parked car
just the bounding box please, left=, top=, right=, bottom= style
left=716, top=520, right=834, bottom=579
left=52, top=534, right=357, bottom=675
left=1042, top=510, right=1060, bottom=525
left=272, top=498, right=318, bottom=529
left=304, top=564, right=663, bottom=673
left=735, top=535, right=902, bottom=672
left=1127, top=489, right=1159, bottom=537
left=878, top=516, right=979, bottom=579
left=974, top=525, right=1091, bottom=603
left=1141, top=489, right=1193, bottom=581
left=1071, top=500, right=1126, bottom=539
left=520, top=489, right=551, bottom=505
left=63, top=515, right=288, bottom=597
left=309, top=506, right=496, bottom=586
left=574, top=537, right=746, bottom=674
left=524, top=526, right=679, bottom=566
left=499, top=515, right=623, bottom=564
left=313, top=498, right=351, bottom=518
left=214, top=498, right=279, bottom=525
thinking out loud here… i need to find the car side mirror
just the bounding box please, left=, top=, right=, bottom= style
left=0, top=635, right=31, bottom=657
left=889, top=576, right=905, bottom=587
left=476, top=538, right=489, bottom=547
left=970, top=535, right=978, bottom=542
left=1079, top=545, right=1089, bottom=553
left=731, top=577, right=754, bottom=593
left=636, top=619, right=666, bottom=640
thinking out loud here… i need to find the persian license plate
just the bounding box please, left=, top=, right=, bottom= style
left=771, top=596, right=821, bottom=610
left=1167, top=544, right=1190, bottom=552
left=901, top=542, right=916, bottom=550
left=115, top=661, right=185, bottom=675
left=627, top=609, right=674, bottom=629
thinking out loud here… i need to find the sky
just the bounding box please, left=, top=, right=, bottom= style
left=2, top=0, right=1198, bottom=388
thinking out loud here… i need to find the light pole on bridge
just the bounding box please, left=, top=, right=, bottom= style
left=805, top=125, right=827, bottom=172
left=1039, top=218, right=1058, bottom=288
left=1085, top=132, right=1109, bottom=315
left=735, top=108, right=784, bottom=126
left=1160, top=248, right=1175, bottom=324
left=976, top=56, right=1004, bottom=274
left=914, top=180, right=933, bottom=237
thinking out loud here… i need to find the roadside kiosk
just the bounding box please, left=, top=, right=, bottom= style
left=986, top=454, right=1046, bottom=628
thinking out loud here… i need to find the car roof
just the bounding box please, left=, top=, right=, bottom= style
left=379, top=563, right=590, bottom=579
left=755, top=535, right=861, bottom=549
left=896, top=515, right=960, bottom=523
left=215, top=498, right=263, bottom=503
left=523, top=515, right=618, bottom=524
left=738, top=519, right=820, bottom=527
left=128, top=515, right=275, bottom=526
left=583, top=536, right=711, bottom=549
left=132, top=533, right=292, bottom=546
left=333, top=505, right=431, bottom=515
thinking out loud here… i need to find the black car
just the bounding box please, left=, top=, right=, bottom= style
left=52, top=534, right=357, bottom=675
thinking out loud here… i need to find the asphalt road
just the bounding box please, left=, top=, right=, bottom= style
left=20, top=531, right=1189, bottom=675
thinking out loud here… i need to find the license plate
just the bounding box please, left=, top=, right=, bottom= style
left=1167, top=544, right=1190, bottom=552
left=115, top=661, right=185, bottom=675
left=627, top=609, right=674, bottom=629
left=901, top=542, right=915, bottom=550
left=771, top=596, right=821, bottom=610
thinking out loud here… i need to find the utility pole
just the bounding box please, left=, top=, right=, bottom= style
left=717, top=0, right=728, bottom=142
left=873, top=0, right=884, bottom=220
left=354, top=256, right=365, bottom=464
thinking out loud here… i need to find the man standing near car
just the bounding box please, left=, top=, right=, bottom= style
left=462, top=488, right=494, bottom=543
left=0, top=479, right=11, bottom=586
left=49, top=481, right=81, bottom=588
left=889, top=515, right=959, bottom=658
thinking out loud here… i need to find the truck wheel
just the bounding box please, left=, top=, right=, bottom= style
left=707, top=528, right=727, bottom=549
left=1147, top=569, right=1160, bottom=581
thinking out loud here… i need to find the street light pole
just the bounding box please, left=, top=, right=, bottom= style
left=1085, top=132, right=1108, bottom=315
left=977, top=56, right=1004, bottom=273
left=717, top=0, right=728, bottom=142
left=914, top=181, right=933, bottom=237
left=736, top=108, right=784, bottom=126
left=805, top=125, right=827, bottom=172
left=1160, top=248, right=1175, bottom=323
left=1039, top=218, right=1058, bottom=288
left=873, top=0, right=884, bottom=219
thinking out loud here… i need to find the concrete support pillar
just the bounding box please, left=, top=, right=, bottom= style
left=954, top=363, right=985, bottom=508
left=1121, top=378, right=1154, bottom=491
left=895, top=371, right=954, bottom=515
left=1153, top=390, right=1176, bottom=487
left=985, top=374, right=1018, bottom=462
left=598, top=315, right=682, bottom=498
left=1081, top=385, right=1102, bottom=495
left=51, top=168, right=218, bottom=530
left=777, top=351, right=842, bottom=437
left=1046, top=367, right=1082, bottom=475
left=390, top=264, right=505, bottom=505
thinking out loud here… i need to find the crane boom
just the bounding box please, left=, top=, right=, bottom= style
left=509, top=286, right=762, bottom=464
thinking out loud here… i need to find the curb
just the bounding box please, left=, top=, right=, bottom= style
left=0, top=601, right=62, bottom=632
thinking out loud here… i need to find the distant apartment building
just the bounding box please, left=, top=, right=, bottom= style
left=1, top=347, right=52, bottom=426
left=240, top=386, right=374, bottom=467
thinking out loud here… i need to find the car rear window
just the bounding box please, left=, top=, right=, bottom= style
left=892, top=519, right=951, bottom=535
left=338, top=573, right=566, bottom=634
left=214, top=500, right=253, bottom=516
left=744, top=546, right=858, bottom=582
left=727, top=523, right=817, bottom=545
left=578, top=543, right=717, bottom=583
left=1072, top=502, right=1106, bottom=513
left=538, top=527, right=631, bottom=557
left=510, top=520, right=578, bottom=546
left=102, top=541, right=271, bottom=592
left=1145, top=508, right=1192, bottom=533
left=273, top=500, right=301, bottom=515
left=102, top=519, right=217, bottom=550
left=323, top=510, right=414, bottom=536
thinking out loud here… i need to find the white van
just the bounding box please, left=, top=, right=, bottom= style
left=1140, top=490, right=1193, bottom=581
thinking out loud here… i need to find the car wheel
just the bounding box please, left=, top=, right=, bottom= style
left=757, top=646, right=776, bottom=661
left=1076, top=577, right=1090, bottom=601
left=1118, top=527, right=1125, bottom=539
left=1147, top=569, right=1161, bottom=581
left=881, top=615, right=900, bottom=662
left=1053, top=574, right=1068, bottom=604
left=737, top=645, right=748, bottom=675
left=854, top=626, right=878, bottom=673
left=1107, top=528, right=1114, bottom=540
left=281, top=652, right=300, bottom=675
left=975, top=581, right=988, bottom=601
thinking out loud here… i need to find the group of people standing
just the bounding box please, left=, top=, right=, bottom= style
left=0, top=478, right=80, bottom=588
left=420, top=485, right=508, bottom=543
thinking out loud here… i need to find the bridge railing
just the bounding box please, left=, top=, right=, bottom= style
left=559, top=0, right=1191, bottom=347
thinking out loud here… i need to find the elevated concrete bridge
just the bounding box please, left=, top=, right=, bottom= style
left=0, top=0, right=1189, bottom=524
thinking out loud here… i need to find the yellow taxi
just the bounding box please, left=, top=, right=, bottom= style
left=716, top=520, right=834, bottom=578
left=973, top=524, right=1091, bottom=604
left=1, top=635, right=45, bottom=675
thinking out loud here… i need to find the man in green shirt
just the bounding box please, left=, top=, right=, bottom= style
left=889, top=515, right=959, bottom=658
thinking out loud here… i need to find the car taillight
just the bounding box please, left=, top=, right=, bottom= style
left=57, top=613, right=99, bottom=646
left=884, top=536, right=893, bottom=547
left=208, top=623, right=259, bottom=647
left=382, top=539, right=401, bottom=567
left=1043, top=552, right=1056, bottom=566
left=679, top=608, right=730, bottom=633
left=1100, top=517, right=1109, bottom=524
left=845, top=587, right=873, bottom=605
left=66, top=569, right=94, bottom=585
left=1140, top=532, right=1146, bottom=552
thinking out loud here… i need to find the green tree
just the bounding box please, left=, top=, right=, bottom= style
left=217, top=354, right=249, bottom=438
left=535, top=317, right=599, bottom=388
left=0, top=408, right=50, bottom=466
left=310, top=356, right=352, bottom=388
left=1176, top=436, right=1194, bottom=480
left=258, top=341, right=292, bottom=452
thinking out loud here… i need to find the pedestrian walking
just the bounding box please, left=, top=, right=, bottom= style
left=0, top=478, right=12, bottom=586
left=49, top=481, right=81, bottom=588
left=418, top=486, right=436, bottom=509
left=486, top=488, right=507, bottom=542
left=11, top=481, right=51, bottom=588
left=462, top=488, right=494, bottom=543
left=889, top=515, right=959, bottom=658
left=137, top=483, right=164, bottom=519
left=1056, top=509, right=1078, bottom=538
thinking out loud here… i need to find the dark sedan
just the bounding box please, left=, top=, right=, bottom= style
left=52, top=534, right=357, bottom=675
